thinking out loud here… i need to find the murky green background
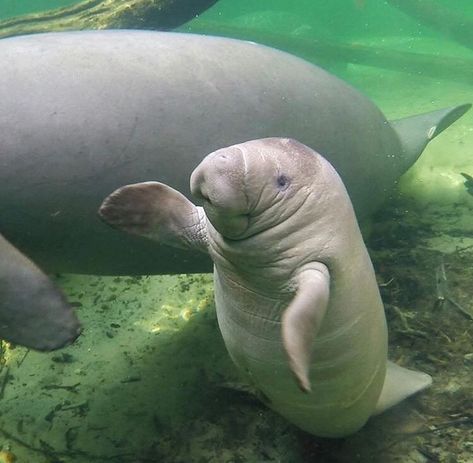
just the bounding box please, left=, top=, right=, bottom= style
left=2, top=0, right=472, bottom=38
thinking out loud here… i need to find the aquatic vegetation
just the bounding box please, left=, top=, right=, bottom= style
left=0, top=0, right=218, bottom=38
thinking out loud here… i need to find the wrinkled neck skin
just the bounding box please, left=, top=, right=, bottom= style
left=206, top=163, right=358, bottom=297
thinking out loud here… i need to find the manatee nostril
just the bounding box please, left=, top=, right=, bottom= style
left=190, top=169, right=207, bottom=199
left=192, top=184, right=211, bottom=204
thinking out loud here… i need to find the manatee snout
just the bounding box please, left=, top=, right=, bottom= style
left=190, top=147, right=244, bottom=203
left=190, top=147, right=250, bottom=239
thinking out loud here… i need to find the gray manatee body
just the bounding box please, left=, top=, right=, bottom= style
left=0, top=30, right=469, bottom=275
left=98, top=138, right=432, bottom=437
left=0, top=234, right=81, bottom=350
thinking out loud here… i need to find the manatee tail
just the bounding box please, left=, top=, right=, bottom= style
left=373, top=361, right=432, bottom=415
left=390, top=103, right=471, bottom=174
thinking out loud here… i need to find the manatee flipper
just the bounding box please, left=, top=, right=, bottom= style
left=390, top=103, right=471, bottom=174
left=0, top=234, right=81, bottom=351
left=373, top=360, right=432, bottom=415
left=99, top=181, right=208, bottom=251
left=281, top=263, right=330, bottom=393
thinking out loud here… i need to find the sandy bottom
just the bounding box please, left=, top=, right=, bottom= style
left=0, top=37, right=472, bottom=463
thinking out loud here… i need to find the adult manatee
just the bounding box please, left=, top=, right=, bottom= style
left=0, top=30, right=469, bottom=275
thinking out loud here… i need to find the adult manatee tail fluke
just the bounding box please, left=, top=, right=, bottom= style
left=390, top=103, right=471, bottom=174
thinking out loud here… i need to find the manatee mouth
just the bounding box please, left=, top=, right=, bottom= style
left=204, top=206, right=250, bottom=240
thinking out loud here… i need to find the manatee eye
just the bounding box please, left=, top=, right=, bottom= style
left=276, top=174, right=290, bottom=191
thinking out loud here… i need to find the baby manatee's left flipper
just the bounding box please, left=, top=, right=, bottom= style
left=0, top=234, right=81, bottom=351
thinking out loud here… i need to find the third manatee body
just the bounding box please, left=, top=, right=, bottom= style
left=0, top=30, right=469, bottom=275
left=0, top=233, right=80, bottom=350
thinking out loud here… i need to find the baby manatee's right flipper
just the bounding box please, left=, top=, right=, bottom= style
left=98, top=181, right=209, bottom=252
left=0, top=234, right=81, bottom=351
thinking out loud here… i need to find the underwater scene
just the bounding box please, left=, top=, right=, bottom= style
left=0, top=0, right=472, bottom=461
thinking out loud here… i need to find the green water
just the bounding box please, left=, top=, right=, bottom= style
left=0, top=0, right=78, bottom=19
left=0, top=1, right=472, bottom=462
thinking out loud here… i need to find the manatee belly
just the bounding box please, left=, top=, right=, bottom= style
left=214, top=271, right=387, bottom=437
